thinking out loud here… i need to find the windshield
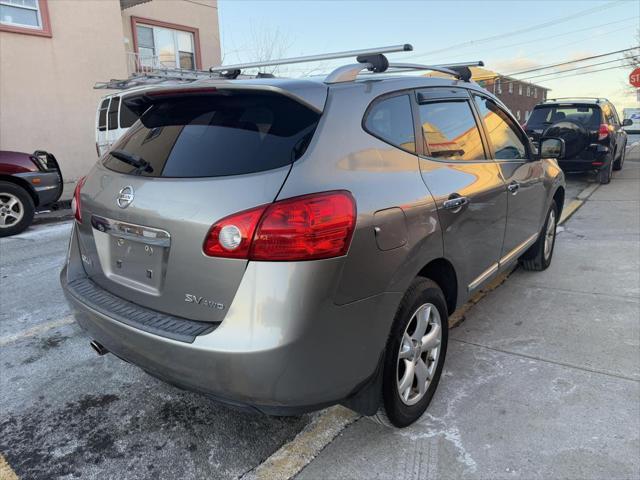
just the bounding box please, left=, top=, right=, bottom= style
left=102, top=92, right=320, bottom=178
left=527, top=105, right=601, bottom=129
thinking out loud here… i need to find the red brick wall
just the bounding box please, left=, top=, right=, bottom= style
left=478, top=77, right=548, bottom=125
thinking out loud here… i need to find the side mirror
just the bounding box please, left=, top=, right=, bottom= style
left=540, top=137, right=565, bottom=159
left=622, top=118, right=633, bottom=127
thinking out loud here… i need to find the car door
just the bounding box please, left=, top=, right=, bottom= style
left=415, top=88, right=507, bottom=294
left=471, top=94, right=546, bottom=264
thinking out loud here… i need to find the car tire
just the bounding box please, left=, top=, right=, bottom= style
left=520, top=200, right=558, bottom=271
left=613, top=146, right=625, bottom=171
left=597, top=155, right=613, bottom=184
left=0, top=181, right=35, bottom=237
left=371, top=277, right=448, bottom=428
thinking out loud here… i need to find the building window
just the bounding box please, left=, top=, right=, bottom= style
left=518, top=84, right=523, bottom=96
left=516, top=110, right=521, bottom=120
left=132, top=17, right=201, bottom=70
left=534, top=87, right=537, bottom=98
left=0, top=0, right=51, bottom=36
left=496, top=79, right=502, bottom=94
left=526, top=86, right=531, bottom=97
left=508, top=82, right=513, bottom=94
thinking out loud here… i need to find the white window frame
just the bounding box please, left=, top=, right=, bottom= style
left=508, top=82, right=513, bottom=94
left=534, top=87, right=537, bottom=98
left=518, top=84, right=523, bottom=96
left=136, top=23, right=196, bottom=70
left=0, top=0, right=42, bottom=29
left=526, top=85, right=531, bottom=97
left=496, top=79, right=502, bottom=94
left=516, top=110, right=521, bottom=121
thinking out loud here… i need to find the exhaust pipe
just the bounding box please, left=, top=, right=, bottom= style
left=90, top=340, right=109, bottom=356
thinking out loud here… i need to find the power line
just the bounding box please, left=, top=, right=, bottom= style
left=402, top=0, right=624, bottom=61
left=506, top=47, right=639, bottom=76
left=518, top=57, right=635, bottom=81
left=533, top=64, right=630, bottom=83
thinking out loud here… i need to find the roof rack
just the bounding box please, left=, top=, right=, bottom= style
left=96, top=44, right=483, bottom=90
left=544, top=97, right=607, bottom=103
left=209, top=44, right=413, bottom=78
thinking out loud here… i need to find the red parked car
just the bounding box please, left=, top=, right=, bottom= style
left=0, top=150, right=63, bottom=237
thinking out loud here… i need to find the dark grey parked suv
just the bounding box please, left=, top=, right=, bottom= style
left=61, top=50, right=565, bottom=427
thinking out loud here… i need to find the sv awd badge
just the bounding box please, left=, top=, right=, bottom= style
left=184, top=294, right=225, bottom=310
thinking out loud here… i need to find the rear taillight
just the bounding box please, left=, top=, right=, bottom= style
left=71, top=176, right=86, bottom=223
left=203, top=191, right=356, bottom=261
left=598, top=124, right=610, bottom=141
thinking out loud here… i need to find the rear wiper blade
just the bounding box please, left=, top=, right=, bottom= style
left=110, top=149, right=153, bottom=173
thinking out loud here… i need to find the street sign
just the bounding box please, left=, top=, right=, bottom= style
left=630, top=67, right=640, bottom=88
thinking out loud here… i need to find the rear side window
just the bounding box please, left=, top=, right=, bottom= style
left=98, top=98, right=109, bottom=132
left=119, top=101, right=139, bottom=128
left=527, top=105, right=601, bottom=129
left=473, top=96, right=528, bottom=160
left=107, top=97, right=120, bottom=130
left=103, top=92, right=320, bottom=178
left=364, top=95, right=415, bottom=153
left=418, top=101, right=485, bottom=161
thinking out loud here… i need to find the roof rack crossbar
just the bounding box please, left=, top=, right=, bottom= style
left=325, top=60, right=484, bottom=84
left=209, top=44, right=413, bottom=74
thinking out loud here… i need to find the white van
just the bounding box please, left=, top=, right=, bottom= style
left=95, top=87, right=151, bottom=157
left=622, top=108, right=640, bottom=134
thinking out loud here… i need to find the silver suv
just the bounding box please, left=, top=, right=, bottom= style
left=61, top=47, right=565, bottom=427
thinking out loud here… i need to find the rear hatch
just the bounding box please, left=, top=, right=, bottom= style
left=525, top=104, right=602, bottom=158
left=76, top=85, right=323, bottom=322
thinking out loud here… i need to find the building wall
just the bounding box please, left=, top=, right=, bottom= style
left=121, top=0, right=221, bottom=70
left=0, top=0, right=128, bottom=181
left=482, top=77, right=548, bottom=124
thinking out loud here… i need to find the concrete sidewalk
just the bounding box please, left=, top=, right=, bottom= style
left=297, top=162, right=640, bottom=479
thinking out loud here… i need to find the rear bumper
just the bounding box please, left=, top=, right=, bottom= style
left=61, top=228, right=400, bottom=414
left=558, top=147, right=610, bottom=172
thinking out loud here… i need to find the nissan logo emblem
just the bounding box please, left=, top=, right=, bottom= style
left=117, top=186, right=135, bottom=208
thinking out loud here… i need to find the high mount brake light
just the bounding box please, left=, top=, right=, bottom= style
left=146, top=87, right=218, bottom=97
left=598, top=124, right=610, bottom=141
left=203, top=191, right=357, bottom=261
left=71, top=176, right=86, bottom=223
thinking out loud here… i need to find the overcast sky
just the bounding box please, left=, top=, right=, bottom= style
left=217, top=0, right=639, bottom=110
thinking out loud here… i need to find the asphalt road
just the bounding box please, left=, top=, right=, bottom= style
left=0, top=152, right=635, bottom=479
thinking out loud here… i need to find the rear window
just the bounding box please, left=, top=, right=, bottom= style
left=98, top=98, right=109, bottom=132
left=107, top=97, right=120, bottom=130
left=527, top=105, right=601, bottom=129
left=119, top=101, right=139, bottom=128
left=103, top=92, right=320, bottom=178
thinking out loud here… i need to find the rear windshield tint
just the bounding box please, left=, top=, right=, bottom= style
left=527, top=105, right=601, bottom=129
left=102, top=92, right=320, bottom=178
left=119, top=101, right=139, bottom=128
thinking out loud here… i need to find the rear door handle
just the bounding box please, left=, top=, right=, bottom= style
left=443, top=195, right=469, bottom=212
left=507, top=182, right=520, bottom=194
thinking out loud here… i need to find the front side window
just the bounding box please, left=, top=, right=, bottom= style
left=364, top=95, right=416, bottom=153
left=474, top=96, right=528, bottom=160
left=0, top=0, right=40, bottom=28
left=418, top=100, right=485, bottom=161
left=136, top=23, right=196, bottom=70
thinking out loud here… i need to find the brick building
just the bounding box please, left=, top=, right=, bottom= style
left=471, top=67, right=550, bottom=124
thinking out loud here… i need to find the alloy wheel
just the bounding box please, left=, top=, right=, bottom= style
left=396, top=303, right=442, bottom=406
left=0, top=193, right=24, bottom=228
